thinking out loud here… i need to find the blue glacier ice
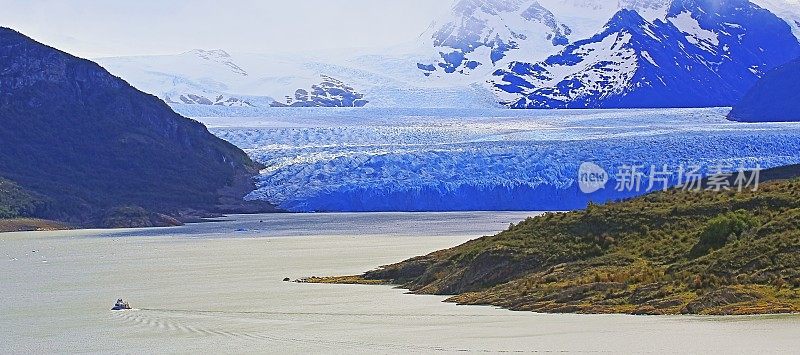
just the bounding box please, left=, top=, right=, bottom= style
left=201, top=107, right=800, bottom=212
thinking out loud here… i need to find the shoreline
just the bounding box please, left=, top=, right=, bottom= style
left=0, top=210, right=546, bottom=234
left=0, top=218, right=73, bottom=233
left=303, top=276, right=800, bottom=316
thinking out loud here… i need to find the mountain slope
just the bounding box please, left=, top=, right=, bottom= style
left=753, top=0, right=800, bottom=40
left=0, top=27, right=272, bottom=225
left=313, top=165, right=800, bottom=315
left=96, top=49, right=269, bottom=108
left=417, top=0, right=576, bottom=79
left=416, top=0, right=673, bottom=81
left=88, top=1, right=800, bottom=111
left=0, top=177, right=48, bottom=219
left=491, top=0, right=800, bottom=108
left=728, top=58, right=800, bottom=122
left=97, top=50, right=499, bottom=110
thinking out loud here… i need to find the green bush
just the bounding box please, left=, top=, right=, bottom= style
left=692, top=210, right=759, bottom=256
left=0, top=205, right=16, bottom=218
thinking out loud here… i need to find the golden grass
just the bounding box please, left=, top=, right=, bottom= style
left=0, top=218, right=72, bottom=233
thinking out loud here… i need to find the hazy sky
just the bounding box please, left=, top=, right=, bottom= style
left=0, top=0, right=455, bottom=58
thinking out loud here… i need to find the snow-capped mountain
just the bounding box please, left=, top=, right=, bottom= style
left=189, top=49, right=248, bottom=76
left=96, top=49, right=498, bottom=110
left=490, top=0, right=800, bottom=108
left=98, top=49, right=380, bottom=109
left=415, top=0, right=673, bottom=81
left=417, top=0, right=574, bottom=79
left=95, top=0, right=800, bottom=111
left=98, top=49, right=267, bottom=108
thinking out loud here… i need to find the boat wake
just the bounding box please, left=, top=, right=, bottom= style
left=135, top=307, right=513, bottom=318
left=110, top=308, right=535, bottom=352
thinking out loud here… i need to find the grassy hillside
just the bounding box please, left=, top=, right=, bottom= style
left=312, top=166, right=800, bottom=315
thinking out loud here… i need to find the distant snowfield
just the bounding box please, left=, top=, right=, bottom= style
left=196, top=108, right=800, bottom=212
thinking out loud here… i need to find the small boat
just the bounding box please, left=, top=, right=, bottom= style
left=111, top=298, right=131, bottom=310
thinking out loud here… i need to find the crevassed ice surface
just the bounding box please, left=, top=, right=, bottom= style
left=199, top=107, right=800, bottom=212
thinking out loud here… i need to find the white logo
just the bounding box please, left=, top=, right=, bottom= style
left=578, top=162, right=609, bottom=194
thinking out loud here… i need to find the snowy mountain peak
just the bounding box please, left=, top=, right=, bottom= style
left=490, top=0, right=800, bottom=108
left=490, top=9, right=646, bottom=108
left=418, top=0, right=575, bottom=79
left=520, top=2, right=572, bottom=46
left=606, top=8, right=650, bottom=29
left=185, top=48, right=247, bottom=76
left=450, top=0, right=528, bottom=16
left=621, top=0, right=671, bottom=10
left=94, top=0, right=800, bottom=111
left=416, top=0, right=682, bottom=80
left=619, top=0, right=672, bottom=18
left=187, top=48, right=231, bottom=58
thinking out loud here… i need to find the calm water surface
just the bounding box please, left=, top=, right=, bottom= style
left=2, top=212, right=799, bottom=354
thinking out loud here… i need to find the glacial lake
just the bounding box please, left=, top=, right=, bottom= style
left=2, top=212, right=800, bottom=353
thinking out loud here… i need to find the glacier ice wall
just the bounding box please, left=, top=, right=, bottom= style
left=201, top=107, right=800, bottom=212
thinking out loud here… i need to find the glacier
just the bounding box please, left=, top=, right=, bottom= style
left=197, top=107, right=800, bottom=212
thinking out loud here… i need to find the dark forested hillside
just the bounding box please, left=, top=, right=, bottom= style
left=728, top=59, right=800, bottom=122
left=0, top=27, right=273, bottom=226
